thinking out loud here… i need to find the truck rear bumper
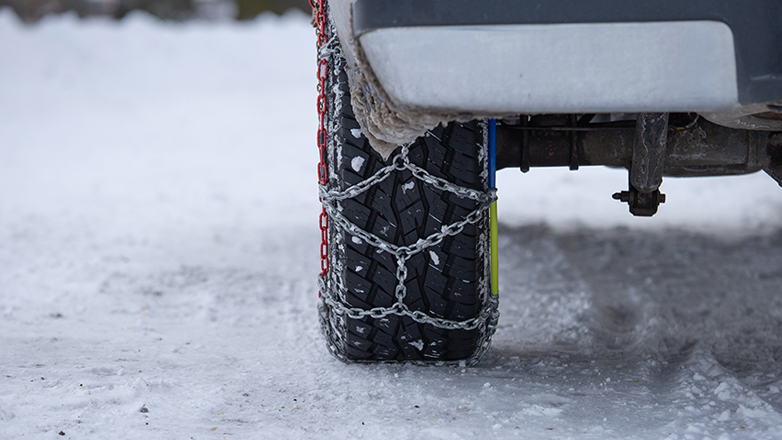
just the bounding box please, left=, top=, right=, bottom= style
left=352, top=0, right=782, bottom=113
left=358, top=21, right=739, bottom=114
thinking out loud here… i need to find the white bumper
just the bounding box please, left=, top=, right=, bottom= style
left=358, top=21, right=739, bottom=114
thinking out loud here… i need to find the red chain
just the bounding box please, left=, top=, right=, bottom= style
left=311, top=0, right=329, bottom=296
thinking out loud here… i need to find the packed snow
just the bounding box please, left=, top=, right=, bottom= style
left=2, top=8, right=782, bottom=439
left=350, top=155, right=365, bottom=173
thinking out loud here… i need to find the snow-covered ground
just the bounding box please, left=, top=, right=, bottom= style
left=2, top=9, right=782, bottom=439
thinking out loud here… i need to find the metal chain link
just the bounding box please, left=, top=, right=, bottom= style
left=311, top=0, right=330, bottom=292
left=312, top=0, right=500, bottom=366
left=319, top=146, right=498, bottom=329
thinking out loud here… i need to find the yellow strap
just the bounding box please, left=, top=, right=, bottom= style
left=490, top=201, right=499, bottom=296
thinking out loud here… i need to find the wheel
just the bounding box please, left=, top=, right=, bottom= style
left=316, top=14, right=498, bottom=365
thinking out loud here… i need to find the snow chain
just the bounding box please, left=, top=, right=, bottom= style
left=311, top=0, right=330, bottom=289
left=311, top=0, right=500, bottom=366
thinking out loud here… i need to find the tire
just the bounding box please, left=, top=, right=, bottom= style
left=317, top=20, right=497, bottom=364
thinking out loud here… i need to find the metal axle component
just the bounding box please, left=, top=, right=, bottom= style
left=631, top=113, right=669, bottom=193
left=495, top=113, right=780, bottom=217
left=617, top=113, right=669, bottom=216
left=612, top=185, right=666, bottom=217
left=764, top=133, right=782, bottom=184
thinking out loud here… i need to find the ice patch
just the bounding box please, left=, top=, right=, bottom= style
left=409, top=340, right=424, bottom=350
left=350, top=128, right=362, bottom=139
left=355, top=265, right=363, bottom=272
left=736, top=404, right=769, bottom=419
left=520, top=405, right=563, bottom=417
left=351, top=156, right=365, bottom=172
left=714, top=382, right=731, bottom=401
left=351, top=236, right=362, bottom=244
left=429, top=250, right=440, bottom=266
left=402, top=181, right=415, bottom=194
left=685, top=424, right=704, bottom=433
